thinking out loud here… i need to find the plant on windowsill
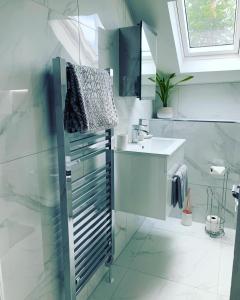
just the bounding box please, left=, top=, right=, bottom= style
left=149, top=72, right=194, bottom=118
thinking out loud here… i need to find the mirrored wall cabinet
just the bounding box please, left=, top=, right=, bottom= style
left=119, top=21, right=157, bottom=100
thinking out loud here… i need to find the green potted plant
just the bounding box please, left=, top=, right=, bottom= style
left=149, top=72, right=194, bottom=118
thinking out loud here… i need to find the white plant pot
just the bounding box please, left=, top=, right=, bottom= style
left=157, top=107, right=173, bottom=119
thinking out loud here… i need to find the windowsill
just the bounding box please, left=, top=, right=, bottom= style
left=178, top=55, right=240, bottom=73
left=151, top=117, right=240, bottom=124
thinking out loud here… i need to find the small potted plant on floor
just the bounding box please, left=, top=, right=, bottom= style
left=149, top=72, right=194, bottom=118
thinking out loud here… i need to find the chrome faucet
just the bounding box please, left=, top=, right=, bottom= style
left=138, top=119, right=150, bottom=136
left=131, top=119, right=151, bottom=143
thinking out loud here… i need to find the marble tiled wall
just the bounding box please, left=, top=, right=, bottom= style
left=153, top=82, right=240, bottom=121
left=0, top=1, right=150, bottom=299
left=150, top=82, right=240, bottom=229
left=169, top=83, right=240, bottom=121
left=150, top=119, right=240, bottom=229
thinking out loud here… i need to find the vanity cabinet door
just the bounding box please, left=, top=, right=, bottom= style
left=115, top=152, right=167, bottom=220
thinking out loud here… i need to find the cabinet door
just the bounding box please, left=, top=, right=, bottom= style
left=115, top=152, right=168, bottom=220
left=119, top=25, right=141, bottom=97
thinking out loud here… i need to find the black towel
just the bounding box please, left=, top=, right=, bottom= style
left=171, top=175, right=183, bottom=209
left=64, top=63, right=88, bottom=132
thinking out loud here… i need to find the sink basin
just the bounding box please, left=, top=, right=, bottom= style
left=116, top=137, right=185, bottom=156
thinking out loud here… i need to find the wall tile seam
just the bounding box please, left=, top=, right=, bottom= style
left=189, top=182, right=234, bottom=190
left=0, top=146, right=58, bottom=166
left=30, top=0, right=134, bottom=29
left=30, top=0, right=86, bottom=29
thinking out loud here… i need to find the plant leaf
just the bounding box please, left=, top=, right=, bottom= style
left=156, top=91, right=164, bottom=105
left=148, top=76, right=156, bottom=83
left=174, top=75, right=194, bottom=85
left=169, top=73, right=176, bottom=79
left=154, top=71, right=193, bottom=107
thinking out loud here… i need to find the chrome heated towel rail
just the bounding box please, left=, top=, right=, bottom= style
left=53, top=57, right=114, bottom=300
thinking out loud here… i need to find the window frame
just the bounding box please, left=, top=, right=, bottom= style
left=176, top=0, right=240, bottom=57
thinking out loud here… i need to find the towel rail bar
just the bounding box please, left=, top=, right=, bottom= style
left=74, top=219, right=112, bottom=255
left=75, top=250, right=111, bottom=294
left=75, top=238, right=111, bottom=275
left=70, top=133, right=106, bottom=149
left=80, top=148, right=108, bottom=161
left=72, top=177, right=109, bottom=202
left=73, top=203, right=110, bottom=235
left=71, top=164, right=111, bottom=188
left=72, top=187, right=110, bottom=216
left=73, top=193, right=111, bottom=228
left=73, top=209, right=111, bottom=243
left=72, top=172, right=110, bottom=196
left=75, top=246, right=111, bottom=281
left=70, top=139, right=109, bottom=157
left=53, top=57, right=114, bottom=299
left=69, top=130, right=108, bottom=143
left=75, top=230, right=112, bottom=265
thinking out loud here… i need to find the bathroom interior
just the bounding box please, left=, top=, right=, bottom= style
left=1, top=0, right=240, bottom=300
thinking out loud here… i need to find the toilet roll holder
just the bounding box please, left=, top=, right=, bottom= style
left=205, top=167, right=230, bottom=238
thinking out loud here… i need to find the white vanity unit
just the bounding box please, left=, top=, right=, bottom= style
left=114, top=137, right=185, bottom=220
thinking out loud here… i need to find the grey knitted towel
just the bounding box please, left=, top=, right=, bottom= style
left=64, top=63, right=118, bottom=133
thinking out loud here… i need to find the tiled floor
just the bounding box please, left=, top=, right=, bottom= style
left=88, top=217, right=235, bottom=300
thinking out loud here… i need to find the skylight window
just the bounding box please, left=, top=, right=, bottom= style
left=168, top=0, right=240, bottom=72
left=185, top=0, right=237, bottom=48
left=175, top=0, right=240, bottom=56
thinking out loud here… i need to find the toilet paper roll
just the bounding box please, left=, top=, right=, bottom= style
left=116, top=134, right=128, bottom=150
left=210, top=166, right=225, bottom=176
left=206, top=215, right=220, bottom=233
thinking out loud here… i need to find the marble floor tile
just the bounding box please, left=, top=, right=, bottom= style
left=77, top=285, right=88, bottom=300
left=86, top=265, right=108, bottom=299
left=218, top=295, right=229, bottom=300
left=151, top=216, right=220, bottom=242
left=89, top=218, right=234, bottom=300
left=114, top=211, right=128, bottom=259
left=114, top=220, right=153, bottom=269
left=220, top=227, right=236, bottom=246
left=131, top=227, right=221, bottom=294
left=88, top=265, right=128, bottom=300
left=153, top=216, right=236, bottom=244
left=112, top=269, right=220, bottom=300
left=218, top=243, right=234, bottom=297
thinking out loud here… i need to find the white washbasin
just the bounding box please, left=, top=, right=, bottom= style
left=116, top=137, right=185, bottom=156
